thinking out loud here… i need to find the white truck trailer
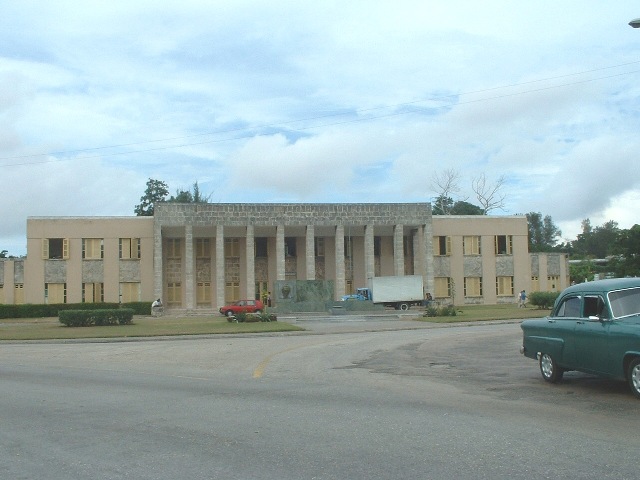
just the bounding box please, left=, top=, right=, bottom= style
left=343, top=275, right=425, bottom=310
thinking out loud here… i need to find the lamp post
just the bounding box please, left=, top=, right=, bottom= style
left=630, top=18, right=640, bottom=28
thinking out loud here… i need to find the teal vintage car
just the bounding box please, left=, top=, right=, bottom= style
left=520, top=278, right=640, bottom=398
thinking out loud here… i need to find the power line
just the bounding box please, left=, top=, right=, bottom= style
left=2, top=61, right=639, bottom=167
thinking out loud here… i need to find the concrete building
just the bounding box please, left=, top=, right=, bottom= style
left=0, top=202, right=569, bottom=310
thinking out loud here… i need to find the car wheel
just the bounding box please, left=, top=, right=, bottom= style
left=255, top=310, right=262, bottom=314
left=225, top=310, right=234, bottom=317
left=627, top=358, right=640, bottom=399
left=539, top=353, right=564, bottom=383
left=398, top=303, right=409, bottom=311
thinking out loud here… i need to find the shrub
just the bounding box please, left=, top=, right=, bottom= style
left=59, top=309, right=134, bottom=327
left=422, top=305, right=457, bottom=318
left=1, top=302, right=151, bottom=319
left=528, top=291, right=559, bottom=309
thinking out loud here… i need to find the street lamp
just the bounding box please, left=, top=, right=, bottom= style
left=630, top=18, right=640, bottom=28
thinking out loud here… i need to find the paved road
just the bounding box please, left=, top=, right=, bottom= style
left=1, top=320, right=638, bottom=479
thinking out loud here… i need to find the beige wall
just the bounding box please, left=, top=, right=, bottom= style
left=25, top=217, right=154, bottom=304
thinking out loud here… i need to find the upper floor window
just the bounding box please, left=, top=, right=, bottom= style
left=315, top=237, right=325, bottom=257
left=42, top=238, right=69, bottom=260
left=120, top=238, right=141, bottom=259
left=463, top=236, right=481, bottom=255
left=196, top=238, right=210, bottom=258
left=285, top=237, right=297, bottom=257
left=434, top=236, right=451, bottom=256
left=167, top=238, right=182, bottom=258
left=255, top=237, right=268, bottom=258
left=83, top=238, right=104, bottom=259
left=494, top=235, right=513, bottom=255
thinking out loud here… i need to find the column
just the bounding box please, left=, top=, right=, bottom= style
left=305, top=225, right=315, bottom=280
left=246, top=224, right=255, bottom=299
left=276, top=225, right=285, bottom=281
left=184, top=224, right=194, bottom=310
left=364, top=224, right=375, bottom=285
left=335, top=224, right=345, bottom=299
left=424, top=222, right=434, bottom=298
left=153, top=221, right=163, bottom=302
left=215, top=225, right=225, bottom=308
left=393, top=224, right=404, bottom=276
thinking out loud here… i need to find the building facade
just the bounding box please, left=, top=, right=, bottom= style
left=0, top=203, right=569, bottom=310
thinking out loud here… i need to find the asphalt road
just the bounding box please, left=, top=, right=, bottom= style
left=1, top=319, right=638, bottom=479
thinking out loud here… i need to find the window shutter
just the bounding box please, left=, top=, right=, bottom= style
left=42, top=239, right=49, bottom=259
left=62, top=238, right=69, bottom=259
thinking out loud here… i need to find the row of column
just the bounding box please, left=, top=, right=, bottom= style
left=153, top=223, right=429, bottom=310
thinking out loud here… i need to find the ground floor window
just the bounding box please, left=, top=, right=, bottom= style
left=531, top=276, right=539, bottom=292
left=14, top=284, right=24, bottom=304
left=548, top=275, right=560, bottom=292
left=496, top=276, right=514, bottom=297
left=45, top=283, right=66, bottom=304
left=120, top=282, right=140, bottom=303
left=225, top=282, right=239, bottom=303
left=167, top=282, right=182, bottom=305
left=197, top=282, right=211, bottom=305
left=83, top=283, right=104, bottom=303
left=434, top=277, right=451, bottom=298
left=464, top=277, right=482, bottom=297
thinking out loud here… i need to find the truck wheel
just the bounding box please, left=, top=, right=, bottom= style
left=398, top=303, right=409, bottom=311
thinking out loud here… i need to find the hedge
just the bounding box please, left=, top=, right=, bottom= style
left=0, top=302, right=151, bottom=319
left=59, top=309, right=134, bottom=327
left=527, top=291, right=560, bottom=309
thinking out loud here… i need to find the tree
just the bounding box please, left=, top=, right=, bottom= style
left=449, top=200, right=483, bottom=215
left=431, top=169, right=462, bottom=215
left=472, top=173, right=506, bottom=214
left=571, top=219, right=619, bottom=258
left=527, top=212, right=561, bottom=252
left=611, top=224, right=640, bottom=277
left=134, top=178, right=169, bottom=216
left=0, top=250, right=7, bottom=258
left=168, top=181, right=211, bottom=204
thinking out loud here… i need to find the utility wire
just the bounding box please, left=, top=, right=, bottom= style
left=2, top=61, right=639, bottom=167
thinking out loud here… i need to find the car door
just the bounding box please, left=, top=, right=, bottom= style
left=572, top=295, right=612, bottom=375
left=547, top=294, right=583, bottom=367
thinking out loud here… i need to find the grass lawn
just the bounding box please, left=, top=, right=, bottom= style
left=0, top=315, right=304, bottom=341
left=417, top=303, right=551, bottom=323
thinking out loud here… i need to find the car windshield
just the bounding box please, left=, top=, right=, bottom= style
left=608, top=287, right=640, bottom=318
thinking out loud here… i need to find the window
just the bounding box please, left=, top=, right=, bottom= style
left=166, top=239, right=181, bottom=258
left=315, top=237, right=325, bottom=257
left=167, top=282, right=182, bottom=305
left=434, top=277, right=452, bottom=298
left=531, top=276, right=540, bottom=292
left=374, top=236, right=381, bottom=256
left=463, top=236, right=481, bottom=255
left=434, top=236, right=451, bottom=256
left=42, top=238, right=69, bottom=259
left=83, top=283, right=104, bottom=303
left=494, top=235, right=513, bottom=255
left=14, top=284, right=24, bottom=304
left=344, top=236, right=353, bottom=258
left=196, top=238, right=210, bottom=258
left=556, top=296, right=581, bottom=317
left=255, top=237, right=268, bottom=258
left=119, top=283, right=140, bottom=303
left=496, top=276, right=514, bottom=296
left=224, top=238, right=239, bottom=257
left=120, top=238, right=141, bottom=259
left=285, top=237, right=297, bottom=257
left=45, top=283, right=66, bottom=304
left=403, top=236, right=414, bottom=258
left=197, top=282, right=211, bottom=305
left=83, top=238, right=104, bottom=259
left=583, top=295, right=608, bottom=319
left=225, top=281, right=239, bottom=302
left=464, top=277, right=483, bottom=297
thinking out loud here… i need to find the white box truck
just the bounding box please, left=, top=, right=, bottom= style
left=342, top=275, right=425, bottom=310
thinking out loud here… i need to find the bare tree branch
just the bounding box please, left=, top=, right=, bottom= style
left=471, top=173, right=506, bottom=214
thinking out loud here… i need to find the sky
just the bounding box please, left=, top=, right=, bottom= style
left=1, top=1, right=640, bottom=256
